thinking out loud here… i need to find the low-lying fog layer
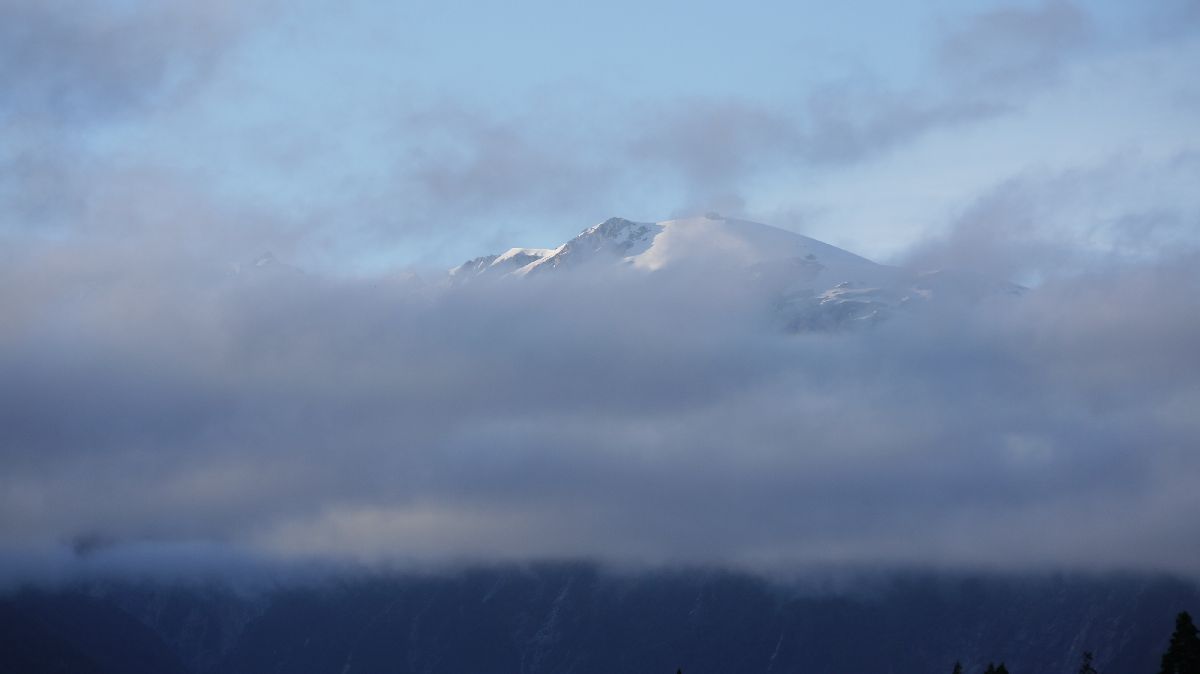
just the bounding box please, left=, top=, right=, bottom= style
left=3, top=0, right=1199, bottom=587
left=2, top=237, right=1198, bottom=583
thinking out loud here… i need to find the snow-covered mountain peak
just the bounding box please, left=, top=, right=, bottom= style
left=581, top=217, right=659, bottom=245
left=630, top=215, right=878, bottom=273
left=452, top=214, right=888, bottom=282
left=496, top=247, right=556, bottom=263
left=447, top=215, right=1020, bottom=330
left=449, top=247, right=556, bottom=281
left=508, top=217, right=662, bottom=276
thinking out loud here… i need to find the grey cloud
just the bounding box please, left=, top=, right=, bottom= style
left=400, top=105, right=621, bottom=220
left=936, top=0, right=1092, bottom=95
left=0, top=1, right=281, bottom=250
left=903, top=152, right=1200, bottom=282
left=797, top=82, right=1003, bottom=164
left=83, top=0, right=1134, bottom=250
left=1143, top=0, right=1200, bottom=39
left=0, top=0, right=260, bottom=126
left=2, top=231, right=1199, bottom=580
left=0, top=158, right=298, bottom=272
left=624, top=86, right=999, bottom=216
left=619, top=1, right=1097, bottom=215
left=387, top=2, right=1076, bottom=229
left=386, top=85, right=997, bottom=235
left=628, top=99, right=797, bottom=209
left=1, top=1, right=1197, bottom=584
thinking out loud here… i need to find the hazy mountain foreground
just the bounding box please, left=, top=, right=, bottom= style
left=3, top=566, right=1197, bottom=674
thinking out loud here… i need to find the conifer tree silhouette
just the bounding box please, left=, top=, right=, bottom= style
left=1078, top=650, right=1098, bottom=674
left=1160, top=611, right=1200, bottom=674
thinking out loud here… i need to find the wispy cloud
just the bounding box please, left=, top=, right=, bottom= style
left=904, top=151, right=1200, bottom=282
left=936, top=0, right=1092, bottom=95
left=0, top=0, right=260, bottom=126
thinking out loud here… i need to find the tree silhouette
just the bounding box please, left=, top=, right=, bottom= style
left=1078, top=650, right=1098, bottom=674
left=951, top=661, right=963, bottom=674
left=1160, top=611, right=1200, bottom=674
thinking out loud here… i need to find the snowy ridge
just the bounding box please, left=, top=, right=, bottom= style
left=449, top=247, right=556, bottom=282
left=515, top=217, right=661, bottom=276
left=450, top=214, right=1021, bottom=329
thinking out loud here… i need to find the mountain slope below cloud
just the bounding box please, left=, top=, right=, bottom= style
left=5, top=567, right=1196, bottom=674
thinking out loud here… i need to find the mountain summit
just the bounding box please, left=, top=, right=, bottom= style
left=450, top=214, right=1021, bottom=329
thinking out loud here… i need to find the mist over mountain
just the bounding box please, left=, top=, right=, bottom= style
left=3, top=213, right=1198, bottom=582
left=4, top=1, right=1200, bottom=671
left=448, top=214, right=1023, bottom=330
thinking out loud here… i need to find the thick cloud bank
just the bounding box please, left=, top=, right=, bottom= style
left=1, top=0, right=1198, bottom=585
left=2, top=241, right=1198, bottom=582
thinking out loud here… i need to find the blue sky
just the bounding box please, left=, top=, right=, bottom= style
left=8, top=0, right=1191, bottom=276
